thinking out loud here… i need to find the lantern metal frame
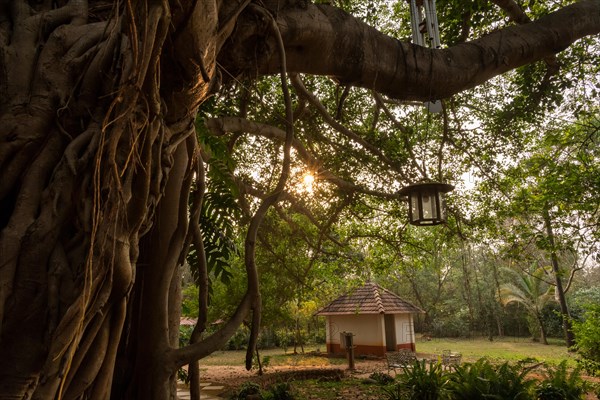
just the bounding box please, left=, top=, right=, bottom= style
left=398, top=182, right=454, bottom=226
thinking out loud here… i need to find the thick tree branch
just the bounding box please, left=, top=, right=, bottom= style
left=222, top=0, right=600, bottom=100
left=490, top=0, right=560, bottom=80
left=171, top=291, right=253, bottom=367
left=183, top=149, right=208, bottom=400
left=171, top=4, right=299, bottom=371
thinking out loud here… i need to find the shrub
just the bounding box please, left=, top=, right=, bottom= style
left=233, top=382, right=262, bottom=400
left=312, top=330, right=326, bottom=344
left=179, top=325, right=193, bottom=347
left=571, top=304, right=600, bottom=362
left=232, top=381, right=295, bottom=400
left=541, top=304, right=566, bottom=338
left=577, top=358, right=600, bottom=377
left=382, top=382, right=410, bottom=400
left=177, top=367, right=189, bottom=385
left=593, top=382, right=600, bottom=399
left=431, top=310, right=470, bottom=338
left=368, top=371, right=395, bottom=385
left=263, top=382, right=295, bottom=400
left=535, top=361, right=589, bottom=400
left=396, top=359, right=449, bottom=399
left=226, top=328, right=250, bottom=350
left=252, top=354, right=271, bottom=374
left=535, top=382, right=569, bottom=400
left=177, top=325, right=193, bottom=384
left=447, top=358, right=534, bottom=400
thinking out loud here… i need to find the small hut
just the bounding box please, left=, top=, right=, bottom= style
left=315, top=282, right=423, bottom=357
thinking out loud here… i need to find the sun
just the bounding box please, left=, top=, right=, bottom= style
left=303, top=173, right=315, bottom=186
left=302, top=173, right=315, bottom=193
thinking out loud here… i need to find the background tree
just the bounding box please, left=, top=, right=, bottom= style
left=474, top=114, right=600, bottom=347
left=500, top=267, right=556, bottom=345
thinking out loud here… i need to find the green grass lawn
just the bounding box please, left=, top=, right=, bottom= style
left=200, top=336, right=576, bottom=367
left=415, top=336, right=576, bottom=366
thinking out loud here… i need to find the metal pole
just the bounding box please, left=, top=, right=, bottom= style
left=409, top=0, right=424, bottom=46
left=428, top=0, right=441, bottom=48
left=422, top=0, right=434, bottom=46
left=344, top=333, right=355, bottom=370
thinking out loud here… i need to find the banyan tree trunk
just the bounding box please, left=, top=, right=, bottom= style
left=0, top=1, right=218, bottom=398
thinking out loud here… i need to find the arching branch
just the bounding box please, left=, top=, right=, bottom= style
left=235, top=179, right=345, bottom=248
left=205, top=116, right=399, bottom=200
left=290, top=73, right=406, bottom=177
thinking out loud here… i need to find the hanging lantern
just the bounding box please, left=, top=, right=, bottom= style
left=398, top=182, right=454, bottom=226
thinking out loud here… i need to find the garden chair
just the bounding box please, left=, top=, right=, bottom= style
left=441, top=350, right=462, bottom=370
left=386, top=349, right=417, bottom=375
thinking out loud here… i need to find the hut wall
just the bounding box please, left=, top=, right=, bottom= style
left=394, top=313, right=416, bottom=351
left=325, top=314, right=386, bottom=357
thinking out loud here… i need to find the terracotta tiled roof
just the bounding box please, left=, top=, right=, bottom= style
left=180, top=317, right=197, bottom=326
left=315, top=282, right=424, bottom=315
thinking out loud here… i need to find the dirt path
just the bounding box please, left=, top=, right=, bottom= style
left=198, top=359, right=385, bottom=391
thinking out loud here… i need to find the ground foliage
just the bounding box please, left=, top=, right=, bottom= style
left=226, top=358, right=595, bottom=400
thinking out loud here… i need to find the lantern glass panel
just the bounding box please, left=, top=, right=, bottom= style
left=439, top=196, right=447, bottom=221
left=421, top=190, right=435, bottom=221
left=410, top=193, right=420, bottom=221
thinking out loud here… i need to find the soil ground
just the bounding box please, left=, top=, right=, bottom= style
left=199, top=358, right=383, bottom=387
left=197, top=357, right=384, bottom=398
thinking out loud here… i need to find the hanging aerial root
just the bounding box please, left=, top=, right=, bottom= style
left=241, top=4, right=295, bottom=370
left=89, top=298, right=127, bottom=399
left=60, top=313, right=111, bottom=399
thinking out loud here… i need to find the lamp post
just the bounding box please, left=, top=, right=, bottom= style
left=398, top=182, right=454, bottom=226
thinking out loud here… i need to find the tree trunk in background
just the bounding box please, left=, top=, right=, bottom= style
left=459, top=243, right=476, bottom=334
left=543, top=208, right=575, bottom=348
left=536, top=310, right=549, bottom=345
left=491, top=259, right=505, bottom=337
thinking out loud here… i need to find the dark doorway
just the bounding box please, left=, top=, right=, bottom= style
left=384, top=314, right=396, bottom=351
